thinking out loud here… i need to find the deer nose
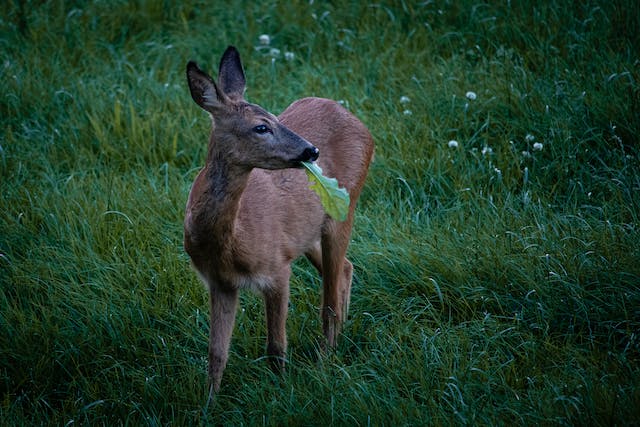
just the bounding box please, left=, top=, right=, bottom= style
left=300, top=146, right=319, bottom=162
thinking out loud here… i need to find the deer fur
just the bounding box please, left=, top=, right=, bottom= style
left=184, top=46, right=374, bottom=392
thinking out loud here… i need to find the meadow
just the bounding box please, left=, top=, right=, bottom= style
left=1, top=0, right=639, bottom=425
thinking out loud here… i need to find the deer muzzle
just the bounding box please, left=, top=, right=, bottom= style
left=297, top=146, right=320, bottom=163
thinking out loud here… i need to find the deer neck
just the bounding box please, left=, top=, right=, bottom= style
left=206, top=152, right=249, bottom=238
left=188, top=142, right=251, bottom=260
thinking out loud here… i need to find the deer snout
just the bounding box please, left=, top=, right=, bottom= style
left=299, top=146, right=319, bottom=162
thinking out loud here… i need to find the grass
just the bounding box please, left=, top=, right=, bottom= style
left=1, top=0, right=639, bottom=425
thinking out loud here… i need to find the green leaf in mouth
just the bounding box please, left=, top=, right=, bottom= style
left=301, top=161, right=350, bottom=221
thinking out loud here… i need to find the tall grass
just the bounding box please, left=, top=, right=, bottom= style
left=1, top=0, right=639, bottom=425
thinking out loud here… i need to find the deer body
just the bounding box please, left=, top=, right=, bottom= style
left=184, top=47, right=373, bottom=392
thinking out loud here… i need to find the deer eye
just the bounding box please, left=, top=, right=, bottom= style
left=253, top=124, right=271, bottom=134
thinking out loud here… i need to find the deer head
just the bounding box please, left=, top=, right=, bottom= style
left=186, top=46, right=319, bottom=170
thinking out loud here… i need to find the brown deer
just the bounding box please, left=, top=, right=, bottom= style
left=183, top=46, right=374, bottom=393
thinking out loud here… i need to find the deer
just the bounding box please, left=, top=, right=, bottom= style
left=183, top=46, right=374, bottom=393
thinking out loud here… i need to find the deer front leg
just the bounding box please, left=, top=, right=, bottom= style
left=208, top=284, right=239, bottom=393
left=264, top=280, right=290, bottom=373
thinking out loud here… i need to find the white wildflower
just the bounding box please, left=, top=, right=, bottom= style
left=482, top=146, right=493, bottom=156
left=533, top=142, right=543, bottom=151
left=399, top=96, right=411, bottom=104
left=259, top=34, right=271, bottom=45
left=522, top=150, right=531, bottom=158
left=403, top=109, right=412, bottom=115
left=284, top=51, right=295, bottom=61
left=448, top=140, right=459, bottom=148
left=269, top=48, right=281, bottom=58
left=465, top=91, right=477, bottom=100
left=525, top=133, right=535, bottom=142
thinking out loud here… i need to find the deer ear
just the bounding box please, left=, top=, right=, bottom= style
left=218, top=46, right=246, bottom=101
left=186, top=61, right=225, bottom=112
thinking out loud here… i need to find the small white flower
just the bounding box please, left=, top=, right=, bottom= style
left=525, top=133, right=535, bottom=142
left=399, top=96, right=411, bottom=104
left=533, top=142, right=543, bottom=151
left=259, top=34, right=271, bottom=45
left=465, top=91, right=477, bottom=100
left=448, top=140, right=459, bottom=148
left=269, top=48, right=281, bottom=57
left=403, top=109, right=412, bottom=115
left=482, top=146, right=493, bottom=156
left=284, top=51, right=295, bottom=61
left=522, top=150, right=531, bottom=158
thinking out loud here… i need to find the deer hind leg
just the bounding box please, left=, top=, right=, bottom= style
left=305, top=241, right=352, bottom=315
left=305, top=241, right=323, bottom=275
left=320, top=219, right=354, bottom=348
left=264, top=276, right=290, bottom=373
left=341, top=258, right=353, bottom=320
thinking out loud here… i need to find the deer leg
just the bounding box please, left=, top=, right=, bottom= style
left=341, top=258, right=353, bottom=320
left=305, top=240, right=323, bottom=275
left=264, top=278, right=290, bottom=373
left=320, top=219, right=353, bottom=348
left=208, top=284, right=239, bottom=393
left=308, top=240, right=352, bottom=326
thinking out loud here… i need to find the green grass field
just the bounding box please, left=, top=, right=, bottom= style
left=2, top=1, right=639, bottom=425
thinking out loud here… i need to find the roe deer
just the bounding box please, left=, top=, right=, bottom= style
left=184, top=46, right=374, bottom=392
